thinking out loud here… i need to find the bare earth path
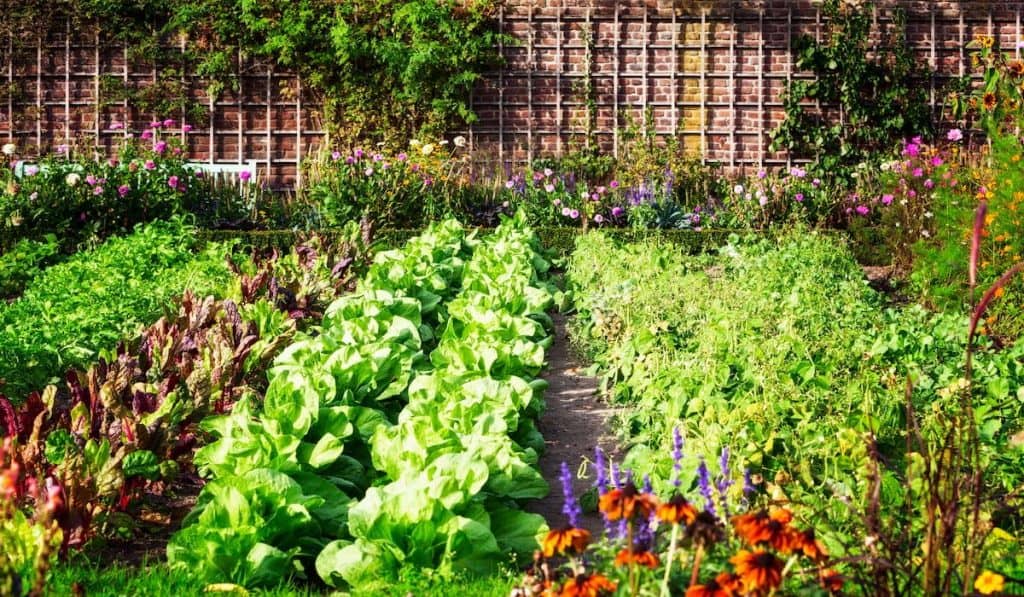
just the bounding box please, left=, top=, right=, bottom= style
left=527, top=313, right=619, bottom=534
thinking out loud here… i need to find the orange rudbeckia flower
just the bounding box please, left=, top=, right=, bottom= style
left=820, top=569, right=845, bottom=593
left=686, top=572, right=742, bottom=597
left=559, top=573, right=618, bottom=597
left=795, top=528, right=828, bottom=561
left=542, top=526, right=592, bottom=558
left=730, top=549, right=784, bottom=592
left=731, top=509, right=799, bottom=552
left=614, top=547, right=660, bottom=569
left=598, top=482, right=658, bottom=521
left=656, top=494, right=698, bottom=525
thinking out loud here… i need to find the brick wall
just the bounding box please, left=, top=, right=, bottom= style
left=1, top=1, right=1022, bottom=186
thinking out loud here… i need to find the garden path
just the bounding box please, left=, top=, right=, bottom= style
left=527, top=313, right=620, bottom=534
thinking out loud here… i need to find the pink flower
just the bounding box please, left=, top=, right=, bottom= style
left=163, top=119, right=176, bottom=128
left=25, top=165, right=38, bottom=176
left=794, top=193, right=804, bottom=202
left=144, top=160, right=156, bottom=170
left=610, top=180, right=620, bottom=188
left=931, top=156, right=944, bottom=167
left=168, top=175, right=179, bottom=188
left=912, top=168, right=924, bottom=178
left=757, top=170, right=767, bottom=179
left=553, top=199, right=561, bottom=206
left=789, top=166, right=806, bottom=178
left=569, top=209, right=580, bottom=219
left=924, top=179, right=934, bottom=189
left=353, top=148, right=364, bottom=159
left=56, top=144, right=69, bottom=154
left=561, top=207, right=571, bottom=216
left=543, top=168, right=553, bottom=177
left=597, top=186, right=607, bottom=194
left=141, top=130, right=153, bottom=140
left=182, top=124, right=193, bottom=133
left=612, top=206, right=624, bottom=217
left=812, top=178, right=821, bottom=188
left=109, top=122, right=123, bottom=130
left=150, top=120, right=163, bottom=128
left=881, top=194, right=894, bottom=205
left=86, top=174, right=98, bottom=186
left=331, top=151, right=342, bottom=161
left=855, top=205, right=870, bottom=216
left=908, top=189, right=917, bottom=198
left=424, top=177, right=433, bottom=186
left=505, top=180, right=515, bottom=189
left=239, top=171, right=252, bottom=182
left=904, top=143, right=920, bottom=157
left=118, top=184, right=130, bottom=197
left=154, top=141, right=167, bottom=154
left=364, top=167, right=374, bottom=176
left=397, top=152, right=408, bottom=162
left=590, top=193, right=599, bottom=201
left=93, top=186, right=104, bottom=195
left=544, top=183, right=555, bottom=193
left=346, top=156, right=355, bottom=165
left=594, top=214, right=604, bottom=223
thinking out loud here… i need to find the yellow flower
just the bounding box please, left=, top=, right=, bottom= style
left=975, top=570, right=1004, bottom=595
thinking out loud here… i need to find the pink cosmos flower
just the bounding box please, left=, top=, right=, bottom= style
left=794, top=193, right=804, bottom=202
left=154, top=141, right=167, bottom=154
left=167, top=175, right=179, bottom=188
left=163, top=119, right=175, bottom=128
left=93, top=186, right=104, bottom=195
left=569, top=209, right=580, bottom=219
left=931, top=156, right=944, bottom=167
left=855, top=205, right=870, bottom=216
left=594, top=214, right=604, bottom=223
left=144, top=160, right=156, bottom=170
left=150, top=120, right=163, bottom=128
left=118, top=184, right=130, bottom=197
left=561, top=207, right=571, bottom=216
left=141, top=130, right=154, bottom=140
left=545, top=184, right=555, bottom=193
left=881, top=194, right=894, bottom=205
left=947, top=128, right=963, bottom=142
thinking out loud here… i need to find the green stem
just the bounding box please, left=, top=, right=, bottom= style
left=660, top=523, right=681, bottom=597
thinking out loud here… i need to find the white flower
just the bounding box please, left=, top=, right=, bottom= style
left=900, top=199, right=908, bottom=206
left=733, top=184, right=744, bottom=194
left=420, top=143, right=435, bottom=156
left=453, top=135, right=467, bottom=148
left=880, top=162, right=891, bottom=172
left=65, top=172, right=81, bottom=186
left=439, top=140, right=449, bottom=146
left=921, top=229, right=931, bottom=238
left=409, top=139, right=422, bottom=149
left=1, top=143, right=15, bottom=156
left=924, top=211, right=933, bottom=218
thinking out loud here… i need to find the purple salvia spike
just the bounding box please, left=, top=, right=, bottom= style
left=672, top=427, right=684, bottom=487
left=559, top=462, right=583, bottom=528
left=697, top=458, right=717, bottom=519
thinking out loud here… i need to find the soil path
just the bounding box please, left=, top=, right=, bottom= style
left=527, top=313, right=620, bottom=534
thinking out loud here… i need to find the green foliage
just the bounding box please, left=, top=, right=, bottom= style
left=0, top=234, right=59, bottom=299
left=771, top=0, right=932, bottom=175
left=566, top=231, right=1024, bottom=584
left=0, top=219, right=234, bottom=399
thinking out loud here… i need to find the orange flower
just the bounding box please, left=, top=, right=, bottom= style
left=795, top=528, right=828, bottom=561
left=542, top=526, right=592, bottom=558
left=559, top=573, right=617, bottom=597
left=1011, top=60, right=1024, bottom=77
left=686, top=572, right=742, bottom=597
left=614, top=547, right=660, bottom=569
left=656, top=494, right=698, bottom=525
left=730, top=550, right=784, bottom=592
left=983, top=92, right=999, bottom=111
left=820, top=569, right=845, bottom=593
left=731, top=509, right=798, bottom=552
left=598, top=482, right=658, bottom=521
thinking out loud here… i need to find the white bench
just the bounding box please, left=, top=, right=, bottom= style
left=184, top=160, right=259, bottom=186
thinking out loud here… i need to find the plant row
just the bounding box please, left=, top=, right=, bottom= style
left=167, top=214, right=557, bottom=591
left=566, top=231, right=1024, bottom=591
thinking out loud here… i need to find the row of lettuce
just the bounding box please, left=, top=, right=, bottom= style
left=566, top=231, right=1024, bottom=590
left=165, top=214, right=556, bottom=590
left=0, top=218, right=370, bottom=591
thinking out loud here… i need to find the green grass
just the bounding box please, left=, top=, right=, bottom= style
left=49, top=561, right=518, bottom=596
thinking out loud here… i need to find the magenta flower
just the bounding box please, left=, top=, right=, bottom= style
left=881, top=194, right=894, bottom=205
left=354, top=148, right=364, bottom=159
left=424, top=177, right=434, bottom=186
left=167, top=175, right=179, bottom=188
left=118, top=184, right=130, bottom=197
left=93, top=186, right=103, bottom=195
left=812, top=178, right=821, bottom=188
left=331, top=151, right=341, bottom=161
left=182, top=124, right=193, bottom=133
left=947, top=128, right=963, bottom=142
left=163, top=119, right=176, bottom=128
left=239, top=171, right=252, bottom=182
left=590, top=193, right=599, bottom=201
left=346, top=156, right=355, bottom=165
left=154, top=141, right=167, bottom=154
left=908, top=189, right=917, bottom=198
left=757, top=169, right=767, bottom=179
left=931, top=156, right=944, bottom=167
left=611, top=206, right=624, bottom=217
left=144, top=160, right=156, bottom=170
left=569, top=209, right=580, bottom=219
left=912, top=167, right=924, bottom=178
left=594, top=214, right=604, bottom=223
left=924, top=179, right=934, bottom=189
left=610, top=180, right=620, bottom=188
left=855, top=205, right=870, bottom=216
left=141, top=130, right=153, bottom=140
left=150, top=120, right=163, bottom=128
left=86, top=174, right=98, bottom=186
left=109, top=122, right=123, bottom=130
left=397, top=152, right=407, bottom=162
left=794, top=193, right=804, bottom=202
left=904, top=143, right=920, bottom=157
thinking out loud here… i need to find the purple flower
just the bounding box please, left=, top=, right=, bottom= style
left=594, top=214, right=604, bottom=224
left=672, top=427, right=684, bottom=487
left=372, top=153, right=383, bottom=162
left=182, top=124, right=193, bottom=133
left=595, top=446, right=609, bottom=493
left=56, top=144, right=69, bottom=154
left=239, top=170, right=252, bottom=182
left=533, top=171, right=544, bottom=182
left=794, top=193, right=804, bottom=202
left=331, top=151, right=342, bottom=161
left=163, top=118, right=175, bottom=128
left=354, top=148, right=364, bottom=159
left=167, top=175, right=179, bottom=188
left=789, top=166, right=806, bottom=178
left=610, top=180, right=620, bottom=188
left=397, top=152, right=407, bottom=162
left=904, top=143, right=920, bottom=157
left=947, top=128, right=963, bottom=142
left=117, top=184, right=130, bottom=197
left=697, top=458, right=716, bottom=518
left=611, top=206, right=624, bottom=218
left=590, top=193, right=599, bottom=201
left=149, top=120, right=162, bottom=128
left=912, top=167, right=924, bottom=178
left=881, top=194, right=894, bottom=205
left=154, top=141, right=167, bottom=154
left=505, top=180, right=515, bottom=189
left=569, top=209, right=580, bottom=220
left=812, top=178, right=821, bottom=188
left=757, top=169, right=767, bottom=179
left=141, top=130, right=153, bottom=140
left=931, top=156, right=944, bottom=167
left=611, top=461, right=622, bottom=490
left=717, top=447, right=734, bottom=518
left=855, top=204, right=870, bottom=216
left=559, top=462, right=582, bottom=528
left=346, top=156, right=356, bottom=165
left=743, top=468, right=756, bottom=498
